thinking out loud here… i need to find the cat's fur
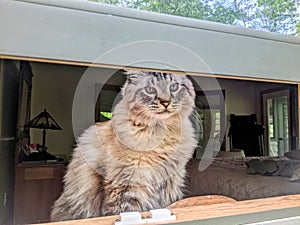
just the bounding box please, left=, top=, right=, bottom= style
left=51, top=71, right=197, bottom=221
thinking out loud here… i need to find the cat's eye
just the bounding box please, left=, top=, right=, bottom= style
left=145, top=86, right=157, bottom=94
left=169, top=83, right=179, bottom=92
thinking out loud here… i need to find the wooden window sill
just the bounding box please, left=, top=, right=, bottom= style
left=33, top=194, right=300, bottom=225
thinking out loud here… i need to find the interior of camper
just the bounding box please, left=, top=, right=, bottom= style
left=1, top=59, right=299, bottom=224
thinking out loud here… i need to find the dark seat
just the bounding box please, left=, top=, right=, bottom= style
left=228, top=114, right=265, bottom=156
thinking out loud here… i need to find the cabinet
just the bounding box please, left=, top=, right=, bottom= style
left=14, top=163, right=65, bottom=225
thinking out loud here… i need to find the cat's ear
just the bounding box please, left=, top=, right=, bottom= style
left=124, top=70, right=147, bottom=84
left=121, top=70, right=144, bottom=96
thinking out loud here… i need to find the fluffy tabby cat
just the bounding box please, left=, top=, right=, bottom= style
left=51, top=71, right=197, bottom=221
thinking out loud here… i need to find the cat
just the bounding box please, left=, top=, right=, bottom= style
left=51, top=71, right=197, bottom=221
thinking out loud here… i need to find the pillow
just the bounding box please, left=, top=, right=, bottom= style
left=216, top=150, right=245, bottom=159
left=290, top=167, right=300, bottom=182
left=284, top=149, right=300, bottom=160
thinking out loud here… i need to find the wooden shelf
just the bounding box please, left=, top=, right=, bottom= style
left=34, top=194, right=300, bottom=225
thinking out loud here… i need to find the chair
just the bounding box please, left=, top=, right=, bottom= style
left=228, top=114, right=264, bottom=156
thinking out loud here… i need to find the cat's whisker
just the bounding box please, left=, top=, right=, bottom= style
left=134, top=108, right=150, bottom=122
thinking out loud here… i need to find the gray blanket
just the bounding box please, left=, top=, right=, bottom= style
left=246, top=159, right=300, bottom=182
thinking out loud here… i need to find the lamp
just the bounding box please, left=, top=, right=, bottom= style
left=24, top=109, right=62, bottom=152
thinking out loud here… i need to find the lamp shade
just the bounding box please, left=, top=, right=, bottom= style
left=24, top=109, right=62, bottom=153
left=24, top=109, right=62, bottom=130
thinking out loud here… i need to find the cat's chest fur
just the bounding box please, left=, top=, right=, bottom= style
left=88, top=115, right=195, bottom=180
left=71, top=118, right=196, bottom=215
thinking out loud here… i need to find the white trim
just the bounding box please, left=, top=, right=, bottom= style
left=0, top=137, right=16, bottom=141
left=244, top=215, right=300, bottom=225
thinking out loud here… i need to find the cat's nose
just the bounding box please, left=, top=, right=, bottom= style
left=160, top=99, right=170, bottom=108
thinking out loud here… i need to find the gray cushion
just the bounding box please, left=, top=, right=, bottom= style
left=290, top=167, right=300, bottom=182
left=284, top=149, right=300, bottom=160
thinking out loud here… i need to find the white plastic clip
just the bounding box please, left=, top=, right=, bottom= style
left=148, top=208, right=176, bottom=223
left=114, top=208, right=176, bottom=225
left=114, top=211, right=146, bottom=225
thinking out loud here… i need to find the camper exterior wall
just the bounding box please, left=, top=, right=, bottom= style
left=0, top=0, right=300, bottom=82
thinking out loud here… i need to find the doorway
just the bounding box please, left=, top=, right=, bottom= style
left=262, top=87, right=298, bottom=156
left=194, top=90, right=226, bottom=158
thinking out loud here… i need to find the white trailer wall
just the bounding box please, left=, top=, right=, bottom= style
left=0, top=0, right=300, bottom=82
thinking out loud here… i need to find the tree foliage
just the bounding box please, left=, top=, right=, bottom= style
left=237, top=0, right=298, bottom=35
left=90, top=0, right=299, bottom=36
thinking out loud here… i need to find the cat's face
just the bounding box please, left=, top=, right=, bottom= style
left=121, top=71, right=195, bottom=120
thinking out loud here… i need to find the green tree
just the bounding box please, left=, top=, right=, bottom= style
left=90, top=0, right=299, bottom=36
left=212, top=0, right=298, bottom=35
left=254, top=0, right=298, bottom=35
left=93, top=0, right=212, bottom=19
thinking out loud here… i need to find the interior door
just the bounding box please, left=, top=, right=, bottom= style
left=0, top=60, right=20, bottom=224
left=262, top=87, right=298, bottom=156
